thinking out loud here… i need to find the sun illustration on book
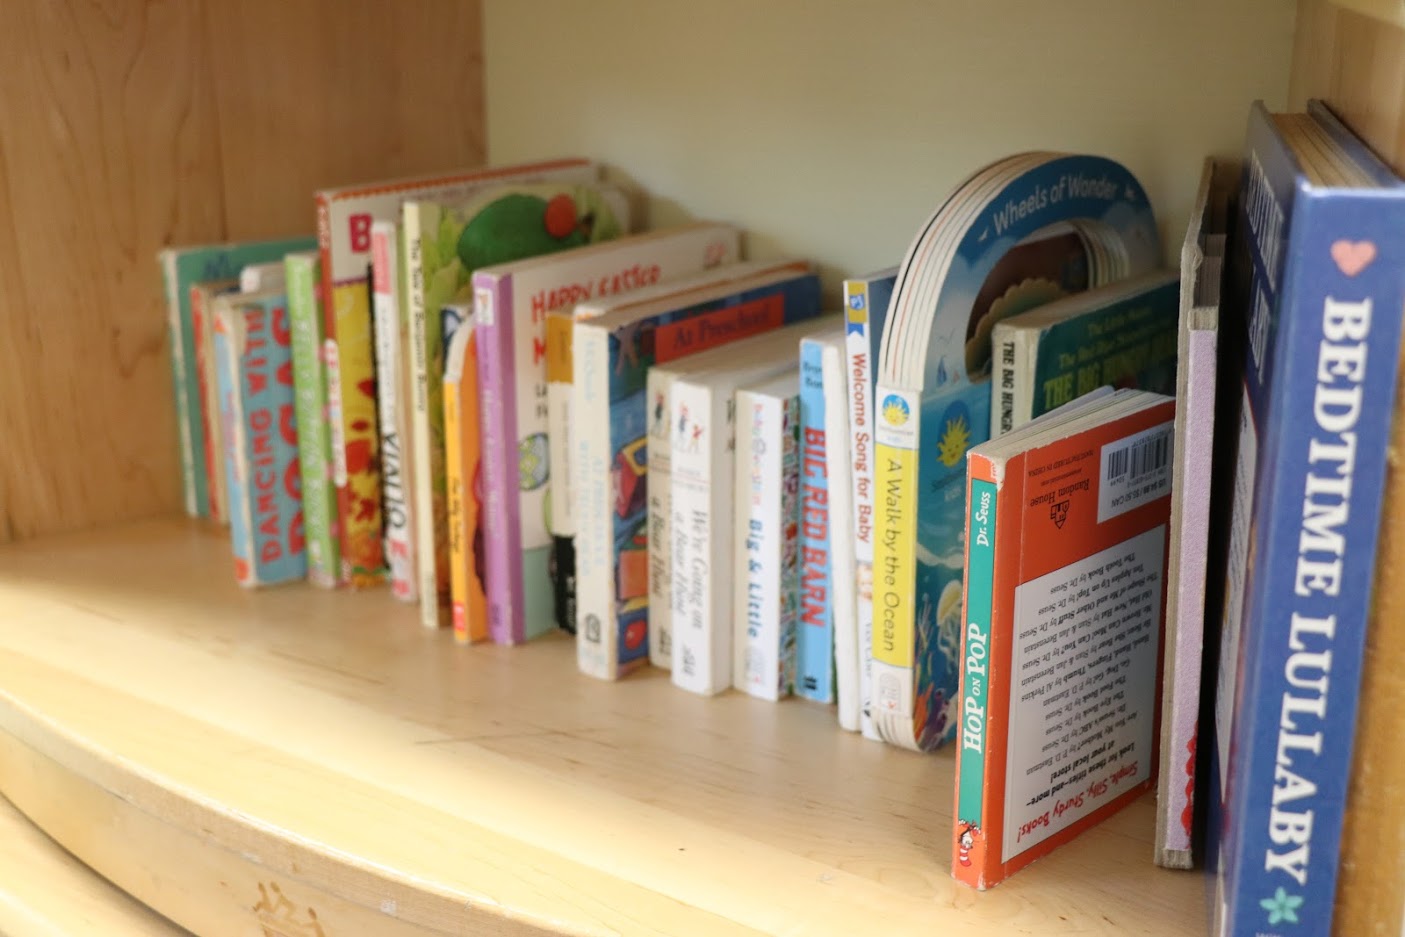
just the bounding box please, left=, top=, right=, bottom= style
left=937, top=414, right=971, bottom=467
left=882, top=394, right=910, bottom=427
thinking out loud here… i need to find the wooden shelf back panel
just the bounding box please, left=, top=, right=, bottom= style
left=0, top=1, right=485, bottom=544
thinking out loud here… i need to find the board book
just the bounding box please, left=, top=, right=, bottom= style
left=796, top=333, right=836, bottom=705
left=872, top=154, right=1161, bottom=752
left=190, top=277, right=240, bottom=527
left=443, top=304, right=488, bottom=643
left=1153, top=157, right=1235, bottom=869
left=286, top=251, right=341, bottom=588
left=406, top=182, right=630, bottom=631
left=843, top=267, right=898, bottom=739
left=211, top=289, right=307, bottom=588
left=818, top=330, right=861, bottom=731
left=545, top=228, right=742, bottom=637
left=315, top=158, right=598, bottom=587
left=473, top=222, right=757, bottom=645
left=669, top=317, right=839, bottom=696
left=991, top=269, right=1179, bottom=437
left=159, top=236, right=316, bottom=520
left=1209, top=100, right=1405, bottom=937
left=573, top=260, right=822, bottom=681
left=954, top=388, right=1173, bottom=889
left=733, top=370, right=801, bottom=701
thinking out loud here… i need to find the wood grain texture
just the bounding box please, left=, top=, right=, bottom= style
left=0, top=519, right=1208, bottom=937
left=0, top=0, right=485, bottom=544
left=0, top=793, right=189, bottom=936
left=1291, top=0, right=1405, bottom=173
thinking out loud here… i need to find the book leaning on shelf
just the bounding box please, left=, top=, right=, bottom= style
left=954, top=386, right=1172, bottom=889
left=1209, top=99, right=1405, bottom=937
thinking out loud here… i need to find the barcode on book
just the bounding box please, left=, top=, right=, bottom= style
left=1098, top=421, right=1174, bottom=523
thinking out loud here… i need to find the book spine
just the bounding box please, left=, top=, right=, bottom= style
left=322, top=223, right=385, bottom=585
left=953, top=452, right=1003, bottom=889
left=871, top=383, right=921, bottom=748
left=212, top=307, right=251, bottom=583
left=646, top=368, right=677, bottom=670
left=163, top=257, right=201, bottom=518
left=545, top=312, right=577, bottom=633
left=316, top=195, right=353, bottom=580
left=993, top=326, right=1018, bottom=437
left=474, top=275, right=525, bottom=644
left=822, top=344, right=859, bottom=731
left=445, top=365, right=467, bottom=641
left=670, top=382, right=725, bottom=695
left=452, top=326, right=489, bottom=643
left=797, top=342, right=833, bottom=703
left=778, top=393, right=802, bottom=699
left=734, top=390, right=774, bottom=698
left=373, top=222, right=417, bottom=604
left=1219, top=193, right=1405, bottom=937
left=287, top=254, right=341, bottom=588
left=192, top=284, right=224, bottom=524
left=844, top=280, right=879, bottom=740
left=573, top=323, right=616, bottom=679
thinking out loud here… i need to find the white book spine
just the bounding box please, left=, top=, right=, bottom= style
left=547, top=373, right=574, bottom=538
left=844, top=296, right=879, bottom=741
left=993, top=323, right=1038, bottom=436
left=573, top=323, right=615, bottom=679
left=645, top=368, right=678, bottom=670
left=733, top=390, right=796, bottom=700
left=403, top=202, right=442, bottom=628
left=670, top=381, right=729, bottom=695
left=372, top=221, right=417, bottom=604
left=823, top=342, right=860, bottom=731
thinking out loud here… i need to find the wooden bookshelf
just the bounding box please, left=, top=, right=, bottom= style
left=0, top=519, right=1207, bottom=936
left=3, top=1, right=1405, bottom=933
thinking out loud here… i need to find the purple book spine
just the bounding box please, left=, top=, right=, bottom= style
left=473, top=273, right=524, bottom=644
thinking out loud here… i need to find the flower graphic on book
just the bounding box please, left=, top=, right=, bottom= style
left=519, top=433, right=549, bottom=491
left=936, top=411, right=972, bottom=468
left=1259, top=887, right=1304, bottom=925
left=881, top=394, right=910, bottom=427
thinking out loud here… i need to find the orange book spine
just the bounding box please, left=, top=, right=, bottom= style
left=446, top=330, right=488, bottom=644
left=953, top=449, right=1021, bottom=889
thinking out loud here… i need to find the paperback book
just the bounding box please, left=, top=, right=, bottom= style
left=190, top=277, right=240, bottom=526
left=955, top=388, right=1173, bottom=889
left=796, top=333, right=836, bottom=705
left=573, top=260, right=822, bottom=680
left=316, top=158, right=597, bottom=586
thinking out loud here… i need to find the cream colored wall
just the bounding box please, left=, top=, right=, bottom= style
left=483, top=0, right=1294, bottom=298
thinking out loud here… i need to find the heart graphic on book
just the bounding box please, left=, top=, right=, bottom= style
left=1331, top=240, right=1377, bottom=277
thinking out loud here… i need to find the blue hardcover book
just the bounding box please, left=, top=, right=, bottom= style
left=573, top=262, right=822, bottom=681
left=797, top=335, right=834, bottom=703
left=1211, top=100, right=1405, bottom=937
left=211, top=290, right=307, bottom=587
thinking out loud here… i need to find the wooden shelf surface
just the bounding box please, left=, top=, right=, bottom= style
left=0, top=519, right=1208, bottom=936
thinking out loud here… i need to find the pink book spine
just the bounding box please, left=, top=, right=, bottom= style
left=472, top=273, right=524, bottom=644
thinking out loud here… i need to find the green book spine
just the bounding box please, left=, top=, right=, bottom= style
left=287, top=252, right=342, bottom=587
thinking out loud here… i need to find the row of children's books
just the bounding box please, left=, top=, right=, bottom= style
left=160, top=99, right=1405, bottom=932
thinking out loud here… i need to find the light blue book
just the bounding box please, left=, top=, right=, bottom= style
left=797, top=335, right=834, bottom=703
